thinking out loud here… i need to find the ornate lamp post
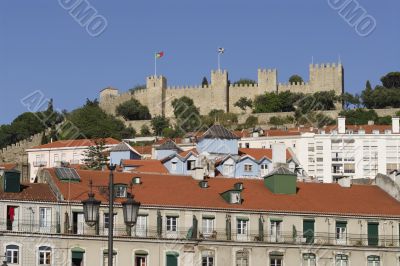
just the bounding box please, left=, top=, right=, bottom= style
left=82, top=164, right=140, bottom=266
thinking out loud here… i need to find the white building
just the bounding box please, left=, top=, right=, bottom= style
left=239, top=117, right=400, bottom=183
left=26, top=138, right=119, bottom=182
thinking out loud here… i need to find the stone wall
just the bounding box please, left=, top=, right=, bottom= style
left=0, top=132, right=43, bottom=163
left=99, top=63, right=344, bottom=118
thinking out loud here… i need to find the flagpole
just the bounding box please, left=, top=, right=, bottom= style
left=218, top=52, right=220, bottom=72
left=154, top=53, right=157, bottom=76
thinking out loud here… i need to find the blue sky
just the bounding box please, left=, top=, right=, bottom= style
left=0, top=0, right=399, bottom=124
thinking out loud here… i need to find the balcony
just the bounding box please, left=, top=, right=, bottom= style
left=1, top=220, right=399, bottom=248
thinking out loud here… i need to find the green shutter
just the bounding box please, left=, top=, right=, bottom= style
left=166, top=253, right=178, bottom=266
left=226, top=215, right=232, bottom=241
left=157, top=210, right=162, bottom=238
left=192, top=215, right=198, bottom=240
left=258, top=216, right=264, bottom=241
left=368, top=222, right=379, bottom=246
left=303, top=220, right=315, bottom=244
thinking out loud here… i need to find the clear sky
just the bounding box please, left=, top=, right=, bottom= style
left=0, top=0, right=399, bottom=124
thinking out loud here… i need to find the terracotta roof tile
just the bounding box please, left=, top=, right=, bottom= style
left=30, top=138, right=120, bottom=149
left=0, top=183, right=57, bottom=202
left=46, top=169, right=400, bottom=217
left=121, top=160, right=168, bottom=174
left=0, top=163, right=18, bottom=170
left=133, top=145, right=153, bottom=155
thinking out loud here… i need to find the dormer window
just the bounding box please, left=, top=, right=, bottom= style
left=230, top=191, right=241, bottom=204
left=244, top=164, right=252, bottom=172
left=115, top=185, right=127, bottom=198
left=187, top=160, right=196, bottom=171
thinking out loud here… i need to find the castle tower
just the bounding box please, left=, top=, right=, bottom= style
left=145, top=75, right=167, bottom=116
left=309, top=63, right=344, bottom=95
left=211, top=70, right=229, bottom=112
left=258, top=69, right=278, bottom=93
left=100, top=87, right=119, bottom=102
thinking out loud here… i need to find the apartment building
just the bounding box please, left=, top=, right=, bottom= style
left=239, top=117, right=400, bottom=183
left=26, top=138, right=120, bottom=183
left=1, top=167, right=400, bottom=265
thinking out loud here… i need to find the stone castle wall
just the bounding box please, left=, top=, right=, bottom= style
left=99, top=63, right=344, bottom=118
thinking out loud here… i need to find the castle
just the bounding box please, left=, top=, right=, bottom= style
left=99, top=63, right=344, bottom=118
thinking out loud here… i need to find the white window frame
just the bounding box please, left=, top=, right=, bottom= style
left=223, top=164, right=234, bottom=176
left=171, top=161, right=177, bottom=171
left=201, top=250, right=215, bottom=266
left=302, top=253, right=316, bottom=266
left=115, top=185, right=127, bottom=198
left=335, top=254, right=348, bottom=266
left=166, top=216, right=178, bottom=238
left=6, top=244, right=19, bottom=264
left=202, top=217, right=215, bottom=236
left=270, top=256, right=283, bottom=266
left=236, top=251, right=249, bottom=266
left=39, top=207, right=52, bottom=233
left=244, top=164, right=252, bottom=172
left=38, top=246, right=52, bottom=265
left=270, top=220, right=282, bottom=242
left=135, top=255, right=147, bottom=266
left=236, top=219, right=248, bottom=241
left=367, top=255, right=380, bottom=266
left=135, top=215, right=147, bottom=237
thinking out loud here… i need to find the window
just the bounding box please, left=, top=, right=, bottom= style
left=367, top=255, right=380, bottom=266
left=115, top=185, right=127, bottom=198
left=223, top=164, right=234, bottom=176
left=166, top=216, right=178, bottom=238
left=6, top=245, right=19, bottom=264
left=202, top=217, right=215, bottom=237
left=230, top=192, right=241, bottom=204
left=39, top=246, right=51, bottom=265
left=237, top=219, right=248, bottom=240
left=135, top=215, right=147, bottom=237
left=368, top=222, right=379, bottom=246
left=244, top=164, right=252, bottom=172
left=245, top=143, right=250, bottom=148
left=187, top=160, right=196, bottom=170
left=103, top=250, right=117, bottom=266
left=39, top=207, right=52, bottom=233
left=103, top=213, right=116, bottom=235
left=303, top=219, right=315, bottom=244
left=335, top=254, right=348, bottom=266
left=171, top=161, right=177, bottom=171
left=166, top=252, right=179, bottom=266
left=270, top=220, right=282, bottom=242
left=270, top=255, right=283, bottom=266
left=336, top=221, right=347, bottom=245
left=53, top=154, right=59, bottom=163
left=135, top=251, right=148, bottom=266
left=302, top=253, right=316, bottom=266
left=201, top=250, right=214, bottom=266
left=260, top=164, right=269, bottom=176
left=236, top=250, right=249, bottom=266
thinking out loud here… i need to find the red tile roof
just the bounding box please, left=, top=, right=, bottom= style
left=121, top=160, right=168, bottom=174
left=133, top=145, right=153, bottom=155
left=0, top=163, right=18, bottom=170
left=239, top=148, right=292, bottom=161
left=30, top=138, right=120, bottom=149
left=45, top=169, right=400, bottom=217
left=178, top=148, right=198, bottom=157
left=0, top=183, right=56, bottom=202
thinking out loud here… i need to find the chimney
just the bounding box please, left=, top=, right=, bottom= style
left=338, top=117, right=346, bottom=134
left=392, top=117, right=400, bottom=134
left=368, top=120, right=375, bottom=126
left=338, top=176, right=351, bottom=188
left=272, top=143, right=286, bottom=167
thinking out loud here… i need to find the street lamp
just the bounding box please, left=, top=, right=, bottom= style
left=81, top=164, right=140, bottom=266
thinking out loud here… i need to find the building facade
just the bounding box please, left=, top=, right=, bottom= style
left=1, top=168, right=400, bottom=266
left=239, top=117, right=400, bottom=183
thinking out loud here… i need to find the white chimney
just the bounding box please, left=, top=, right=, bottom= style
left=392, top=117, right=399, bottom=134
left=338, top=176, right=351, bottom=188
left=272, top=143, right=286, bottom=166
left=338, top=117, right=346, bottom=134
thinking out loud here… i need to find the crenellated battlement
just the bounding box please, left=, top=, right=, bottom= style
left=99, top=62, right=344, bottom=118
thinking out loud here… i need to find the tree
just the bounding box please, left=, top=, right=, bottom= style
left=341, top=92, right=360, bottom=109
left=201, top=77, right=209, bottom=87
left=361, top=80, right=374, bottom=108
left=162, top=127, right=177, bottom=138
left=83, top=139, right=108, bottom=170
left=151, top=116, right=170, bottom=136
left=202, top=110, right=238, bottom=128
left=339, top=109, right=379, bottom=125
left=289, top=75, right=304, bottom=84
left=234, top=97, right=253, bottom=111
left=243, top=115, right=258, bottom=128
left=40, top=132, right=48, bottom=145
left=381, top=72, right=400, bottom=88
left=269, top=116, right=285, bottom=127
left=63, top=103, right=134, bottom=140
left=140, top=124, right=151, bottom=136
left=171, top=96, right=201, bottom=133
left=116, top=99, right=151, bottom=120
left=233, top=79, right=257, bottom=86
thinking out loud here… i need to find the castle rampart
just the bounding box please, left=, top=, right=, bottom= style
left=99, top=63, right=344, bottom=118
